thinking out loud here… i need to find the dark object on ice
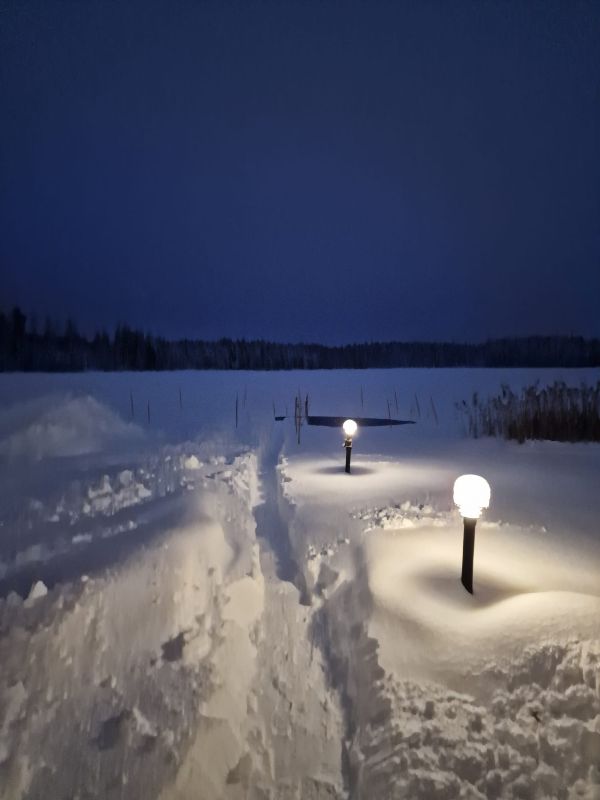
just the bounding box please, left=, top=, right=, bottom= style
left=461, top=517, right=476, bottom=594
left=309, top=415, right=415, bottom=427
left=273, top=414, right=414, bottom=426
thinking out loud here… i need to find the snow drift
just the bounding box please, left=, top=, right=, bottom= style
left=0, top=394, right=143, bottom=460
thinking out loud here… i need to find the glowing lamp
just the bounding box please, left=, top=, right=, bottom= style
left=453, top=474, right=491, bottom=594
left=343, top=419, right=358, bottom=438
left=453, top=474, right=491, bottom=520
left=342, top=419, right=357, bottom=473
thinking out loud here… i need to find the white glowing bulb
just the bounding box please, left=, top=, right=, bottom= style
left=453, top=474, right=491, bottom=520
left=343, top=419, right=358, bottom=438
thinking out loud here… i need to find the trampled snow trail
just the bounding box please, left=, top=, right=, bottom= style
left=254, top=427, right=309, bottom=602
left=224, top=429, right=345, bottom=798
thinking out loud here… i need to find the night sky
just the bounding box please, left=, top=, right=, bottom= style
left=1, top=1, right=599, bottom=344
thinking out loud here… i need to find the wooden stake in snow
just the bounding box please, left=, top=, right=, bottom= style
left=294, top=396, right=299, bottom=442
left=147, top=401, right=151, bottom=424
left=179, top=387, right=183, bottom=411
left=430, top=396, right=439, bottom=425
left=130, top=391, right=135, bottom=420
left=235, top=393, right=239, bottom=429
left=294, top=393, right=302, bottom=444
left=414, top=394, right=421, bottom=419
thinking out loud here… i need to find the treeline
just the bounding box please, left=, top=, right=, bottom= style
left=2, top=306, right=600, bottom=371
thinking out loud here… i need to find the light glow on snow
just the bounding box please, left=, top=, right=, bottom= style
left=453, top=474, right=491, bottom=519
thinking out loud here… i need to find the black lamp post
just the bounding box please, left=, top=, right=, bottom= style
left=342, top=419, right=357, bottom=473
left=460, top=517, right=477, bottom=594
left=453, top=475, right=491, bottom=595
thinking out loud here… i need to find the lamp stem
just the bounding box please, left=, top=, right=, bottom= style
left=344, top=438, right=352, bottom=473
left=461, top=517, right=477, bottom=594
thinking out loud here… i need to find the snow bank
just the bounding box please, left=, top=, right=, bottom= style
left=351, top=640, right=600, bottom=799
left=0, top=450, right=267, bottom=800
left=0, top=394, right=143, bottom=460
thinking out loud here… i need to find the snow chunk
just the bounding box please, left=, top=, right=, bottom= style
left=6, top=591, right=23, bottom=608
left=132, top=707, right=157, bottom=739
left=183, top=455, right=203, bottom=470
left=72, top=533, right=92, bottom=545
left=25, top=580, right=48, bottom=606
left=118, top=469, right=134, bottom=487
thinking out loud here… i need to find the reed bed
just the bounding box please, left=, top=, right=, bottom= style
left=457, top=381, right=600, bottom=443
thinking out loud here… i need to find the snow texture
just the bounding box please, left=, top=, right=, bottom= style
left=0, top=367, right=598, bottom=799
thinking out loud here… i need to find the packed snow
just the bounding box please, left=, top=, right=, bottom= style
left=0, top=368, right=599, bottom=799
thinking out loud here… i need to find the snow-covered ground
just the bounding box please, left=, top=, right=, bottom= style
left=0, top=368, right=599, bottom=799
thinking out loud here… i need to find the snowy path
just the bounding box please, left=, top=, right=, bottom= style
left=159, top=436, right=346, bottom=799
left=253, top=428, right=309, bottom=601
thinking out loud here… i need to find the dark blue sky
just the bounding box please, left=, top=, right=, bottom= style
left=1, top=1, right=599, bottom=343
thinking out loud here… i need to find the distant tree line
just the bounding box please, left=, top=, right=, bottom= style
left=1, top=306, right=600, bottom=372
